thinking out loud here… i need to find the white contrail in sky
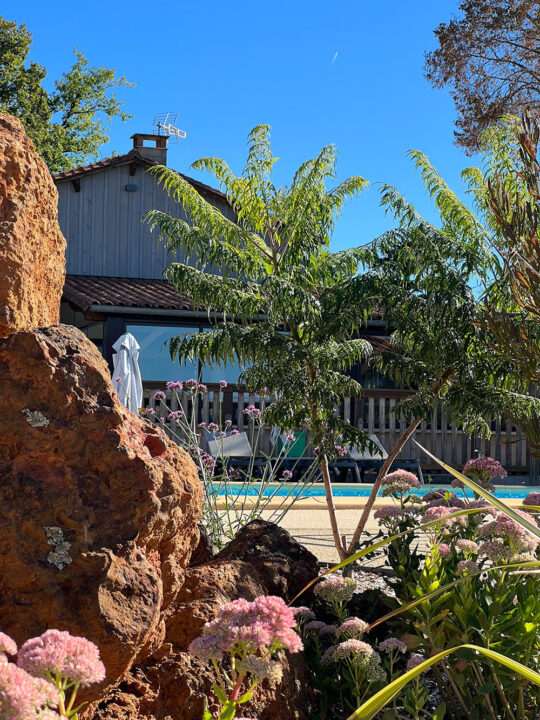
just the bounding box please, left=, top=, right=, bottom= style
left=331, top=51, right=339, bottom=65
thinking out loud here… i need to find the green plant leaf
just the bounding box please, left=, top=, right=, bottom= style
left=347, top=644, right=540, bottom=720
left=366, top=560, right=540, bottom=632
left=433, top=701, right=447, bottom=718
left=237, top=688, right=254, bottom=704
left=414, top=441, right=540, bottom=541
left=213, top=684, right=228, bottom=704
left=220, top=700, right=237, bottom=720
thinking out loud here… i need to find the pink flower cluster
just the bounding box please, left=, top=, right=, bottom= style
left=304, top=621, right=337, bottom=636
left=167, top=410, right=183, bottom=421
left=382, top=470, right=421, bottom=490
left=188, top=596, right=303, bottom=664
left=0, top=629, right=105, bottom=720
left=291, top=606, right=315, bottom=621
left=0, top=663, right=59, bottom=719
left=166, top=380, right=183, bottom=391
left=18, top=629, right=106, bottom=687
left=313, top=575, right=356, bottom=604
left=463, top=456, right=507, bottom=481
left=378, top=637, right=407, bottom=653
left=457, top=560, right=480, bottom=575
left=374, top=505, right=405, bottom=523
left=477, top=510, right=540, bottom=556
left=524, top=492, right=540, bottom=507
left=244, top=404, right=262, bottom=419
left=421, top=505, right=466, bottom=529
left=337, top=617, right=369, bottom=639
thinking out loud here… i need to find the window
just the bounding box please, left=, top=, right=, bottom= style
left=126, top=325, right=198, bottom=382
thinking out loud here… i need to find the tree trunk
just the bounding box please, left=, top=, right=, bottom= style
left=346, top=416, right=422, bottom=555
left=346, top=368, right=454, bottom=555
left=320, top=453, right=347, bottom=561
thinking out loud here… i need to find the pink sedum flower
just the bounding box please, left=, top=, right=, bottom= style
left=406, top=653, right=426, bottom=671
left=291, top=606, right=316, bottom=621
left=0, top=663, right=59, bottom=719
left=382, top=470, right=421, bottom=490
left=524, top=492, right=540, bottom=507
left=0, top=632, right=17, bottom=656
left=17, top=630, right=106, bottom=687
left=457, top=560, right=480, bottom=576
left=378, top=637, right=407, bottom=653
left=314, top=575, right=356, bottom=604
left=463, top=456, right=507, bottom=480
left=337, top=617, right=369, bottom=639
left=189, top=595, right=303, bottom=663
left=437, top=543, right=451, bottom=559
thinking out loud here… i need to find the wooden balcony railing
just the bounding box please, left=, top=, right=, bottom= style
left=141, top=384, right=532, bottom=476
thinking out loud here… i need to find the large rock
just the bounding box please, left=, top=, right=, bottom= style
left=0, top=324, right=202, bottom=696
left=87, top=522, right=318, bottom=720
left=0, top=114, right=66, bottom=338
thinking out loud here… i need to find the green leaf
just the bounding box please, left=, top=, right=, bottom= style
left=433, top=701, right=447, bottom=718
left=219, top=700, right=237, bottom=720
left=237, top=688, right=254, bottom=704
left=477, top=682, right=496, bottom=694
left=366, top=560, right=540, bottom=633
left=414, top=441, right=540, bottom=542
left=213, top=684, right=228, bottom=704
left=347, top=644, right=540, bottom=720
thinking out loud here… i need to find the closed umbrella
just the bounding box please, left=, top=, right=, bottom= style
left=112, top=333, right=143, bottom=413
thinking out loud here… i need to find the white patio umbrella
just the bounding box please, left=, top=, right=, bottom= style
left=112, top=332, right=143, bottom=413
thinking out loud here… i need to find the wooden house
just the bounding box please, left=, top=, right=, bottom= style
left=54, top=133, right=534, bottom=479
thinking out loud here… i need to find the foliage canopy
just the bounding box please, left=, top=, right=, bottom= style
left=425, top=0, right=540, bottom=152
left=0, top=15, right=133, bottom=172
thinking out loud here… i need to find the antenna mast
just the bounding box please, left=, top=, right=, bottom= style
left=152, top=111, right=186, bottom=142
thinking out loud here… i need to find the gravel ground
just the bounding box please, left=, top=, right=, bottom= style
left=262, top=508, right=383, bottom=563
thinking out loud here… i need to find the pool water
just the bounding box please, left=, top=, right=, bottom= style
left=210, top=483, right=540, bottom=500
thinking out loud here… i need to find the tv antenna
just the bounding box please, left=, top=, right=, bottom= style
left=152, top=111, right=186, bottom=142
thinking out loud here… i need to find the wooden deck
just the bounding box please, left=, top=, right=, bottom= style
left=142, top=384, right=535, bottom=480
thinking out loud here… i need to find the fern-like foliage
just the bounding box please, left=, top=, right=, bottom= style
left=146, top=125, right=373, bottom=455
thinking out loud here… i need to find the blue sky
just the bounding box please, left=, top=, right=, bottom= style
left=3, top=0, right=476, bottom=250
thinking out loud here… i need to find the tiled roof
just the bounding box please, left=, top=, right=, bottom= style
left=63, top=274, right=194, bottom=313
left=52, top=149, right=227, bottom=202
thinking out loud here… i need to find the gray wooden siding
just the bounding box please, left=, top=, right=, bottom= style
left=57, top=165, right=234, bottom=279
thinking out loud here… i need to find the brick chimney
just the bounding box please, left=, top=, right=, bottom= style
left=130, top=133, right=169, bottom=165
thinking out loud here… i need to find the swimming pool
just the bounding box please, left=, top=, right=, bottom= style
left=209, top=483, right=540, bottom=500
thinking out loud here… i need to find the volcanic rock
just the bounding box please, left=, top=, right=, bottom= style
left=86, top=521, right=318, bottom=720
left=0, top=114, right=66, bottom=337
left=0, top=324, right=202, bottom=696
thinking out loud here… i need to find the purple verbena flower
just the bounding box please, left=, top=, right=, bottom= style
left=166, top=381, right=183, bottom=391
left=167, top=410, right=183, bottom=421
left=153, top=390, right=166, bottom=401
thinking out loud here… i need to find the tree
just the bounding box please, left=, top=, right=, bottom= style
left=147, top=125, right=374, bottom=561
left=463, top=114, right=540, bottom=453
left=0, top=16, right=133, bottom=172
left=425, top=0, right=540, bottom=153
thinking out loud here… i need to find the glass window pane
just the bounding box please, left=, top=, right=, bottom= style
left=201, top=360, right=242, bottom=385
left=126, top=325, right=198, bottom=382
left=200, top=328, right=242, bottom=384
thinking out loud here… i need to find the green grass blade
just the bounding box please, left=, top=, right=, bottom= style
left=289, top=507, right=486, bottom=605
left=348, top=644, right=540, bottom=720
left=414, top=441, right=540, bottom=541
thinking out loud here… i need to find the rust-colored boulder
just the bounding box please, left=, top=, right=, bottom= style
left=0, top=114, right=66, bottom=338
left=87, top=522, right=318, bottom=720
left=0, top=324, right=202, bottom=697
